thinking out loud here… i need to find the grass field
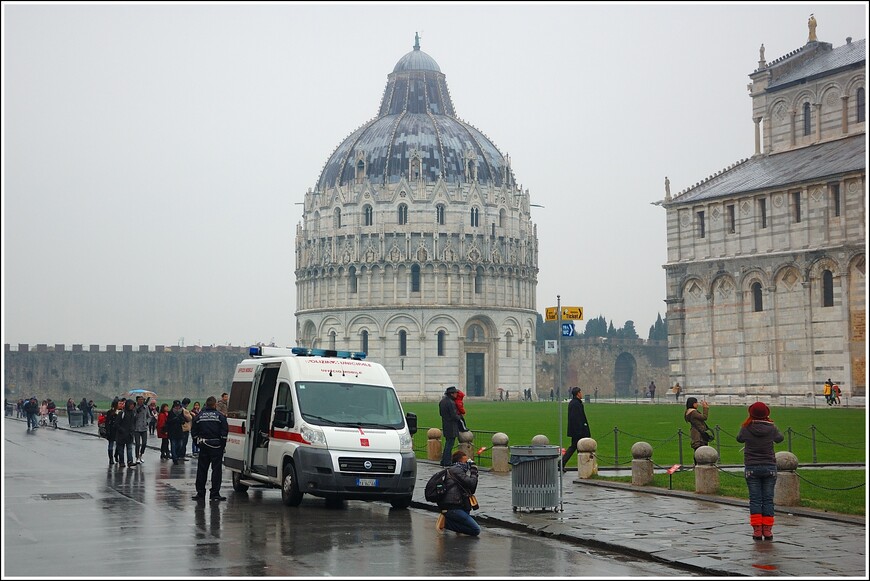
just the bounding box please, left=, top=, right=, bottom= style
left=404, top=400, right=867, bottom=515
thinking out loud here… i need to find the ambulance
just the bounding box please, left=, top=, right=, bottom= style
left=223, top=346, right=418, bottom=508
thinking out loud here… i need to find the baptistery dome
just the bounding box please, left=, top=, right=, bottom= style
left=296, top=36, right=538, bottom=403
left=316, top=35, right=513, bottom=191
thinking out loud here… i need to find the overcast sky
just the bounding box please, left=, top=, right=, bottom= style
left=2, top=2, right=867, bottom=348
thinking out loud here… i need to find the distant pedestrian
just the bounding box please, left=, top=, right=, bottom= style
left=594, top=387, right=598, bottom=402
left=180, top=398, right=193, bottom=457
left=115, top=399, right=137, bottom=468
left=549, top=388, right=555, bottom=402
left=132, top=395, right=151, bottom=464
left=104, top=399, right=120, bottom=466
left=156, top=403, right=171, bottom=459
left=560, top=387, right=591, bottom=472
left=166, top=400, right=188, bottom=464
left=648, top=381, right=656, bottom=401
left=673, top=382, right=682, bottom=401
left=79, top=397, right=90, bottom=426
left=190, top=401, right=202, bottom=457
left=439, top=386, right=463, bottom=467
left=147, top=401, right=158, bottom=435
left=215, top=392, right=229, bottom=416
left=190, top=396, right=229, bottom=502
left=87, top=400, right=96, bottom=425
left=684, top=397, right=711, bottom=450
left=24, top=397, right=40, bottom=431
left=736, top=402, right=783, bottom=541
left=435, top=450, right=480, bottom=536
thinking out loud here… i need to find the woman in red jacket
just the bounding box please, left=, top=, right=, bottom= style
left=156, top=403, right=171, bottom=460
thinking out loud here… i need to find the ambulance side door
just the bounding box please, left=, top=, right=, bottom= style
left=267, top=380, right=295, bottom=472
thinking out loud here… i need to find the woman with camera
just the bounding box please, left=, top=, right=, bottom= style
left=684, top=397, right=711, bottom=451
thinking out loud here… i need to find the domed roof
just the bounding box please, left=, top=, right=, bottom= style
left=316, top=35, right=512, bottom=191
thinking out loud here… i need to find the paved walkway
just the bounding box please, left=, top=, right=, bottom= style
left=410, top=460, right=866, bottom=577
left=9, top=415, right=866, bottom=577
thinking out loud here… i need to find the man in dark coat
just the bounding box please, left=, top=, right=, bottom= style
left=560, top=386, right=591, bottom=472
left=439, top=386, right=463, bottom=467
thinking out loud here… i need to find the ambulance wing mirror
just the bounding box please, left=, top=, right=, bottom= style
left=273, top=405, right=293, bottom=429
left=405, top=412, right=417, bottom=435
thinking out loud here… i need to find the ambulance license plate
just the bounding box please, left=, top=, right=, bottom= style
left=356, top=478, right=378, bottom=487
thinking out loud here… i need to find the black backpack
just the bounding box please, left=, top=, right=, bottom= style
left=424, top=468, right=449, bottom=503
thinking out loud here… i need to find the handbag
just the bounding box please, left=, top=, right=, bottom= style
left=467, top=494, right=479, bottom=510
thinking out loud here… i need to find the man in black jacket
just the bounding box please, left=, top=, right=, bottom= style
left=191, top=396, right=229, bottom=502
left=439, top=386, right=462, bottom=467
left=560, top=386, right=591, bottom=472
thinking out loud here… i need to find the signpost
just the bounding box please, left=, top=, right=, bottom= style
left=561, top=323, right=575, bottom=337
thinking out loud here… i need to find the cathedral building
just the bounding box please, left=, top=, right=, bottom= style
left=661, top=18, right=866, bottom=399
left=295, top=35, right=539, bottom=400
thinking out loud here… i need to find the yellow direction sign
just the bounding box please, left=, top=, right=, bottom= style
left=562, top=306, right=583, bottom=320
left=545, top=307, right=558, bottom=321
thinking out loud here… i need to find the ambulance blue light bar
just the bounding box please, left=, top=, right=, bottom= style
left=248, top=346, right=366, bottom=360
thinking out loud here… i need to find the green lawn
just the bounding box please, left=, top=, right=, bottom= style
left=404, top=400, right=867, bottom=515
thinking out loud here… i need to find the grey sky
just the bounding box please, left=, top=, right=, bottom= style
left=3, top=2, right=867, bottom=348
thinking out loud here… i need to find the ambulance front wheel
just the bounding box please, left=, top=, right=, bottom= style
left=232, top=471, right=249, bottom=493
left=282, top=462, right=304, bottom=507
left=390, top=495, right=412, bottom=509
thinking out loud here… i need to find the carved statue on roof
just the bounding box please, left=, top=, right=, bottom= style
left=664, top=176, right=671, bottom=200
left=808, top=14, right=817, bottom=43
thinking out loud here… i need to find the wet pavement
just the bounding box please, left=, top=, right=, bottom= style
left=3, top=416, right=867, bottom=578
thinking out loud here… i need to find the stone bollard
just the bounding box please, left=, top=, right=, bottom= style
left=531, top=434, right=549, bottom=445
left=427, top=428, right=442, bottom=461
left=457, top=430, right=475, bottom=459
left=693, top=445, right=719, bottom=494
left=631, top=441, right=653, bottom=486
left=578, top=437, right=598, bottom=478
left=491, top=432, right=510, bottom=472
left=774, top=451, right=800, bottom=506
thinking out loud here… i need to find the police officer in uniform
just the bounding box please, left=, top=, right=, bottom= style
left=191, top=395, right=229, bottom=501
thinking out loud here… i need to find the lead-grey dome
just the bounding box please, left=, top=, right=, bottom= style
left=316, top=37, right=513, bottom=191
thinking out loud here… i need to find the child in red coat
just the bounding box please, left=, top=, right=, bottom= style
left=455, top=389, right=468, bottom=432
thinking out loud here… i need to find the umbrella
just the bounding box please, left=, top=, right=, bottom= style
left=124, top=389, right=158, bottom=400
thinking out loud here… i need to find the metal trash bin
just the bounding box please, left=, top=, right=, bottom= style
left=509, top=445, right=561, bottom=512
left=68, top=410, right=84, bottom=428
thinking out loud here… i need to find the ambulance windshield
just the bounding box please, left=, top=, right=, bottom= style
left=296, top=382, right=405, bottom=429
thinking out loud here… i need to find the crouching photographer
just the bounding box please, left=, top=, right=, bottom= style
left=436, top=450, right=481, bottom=536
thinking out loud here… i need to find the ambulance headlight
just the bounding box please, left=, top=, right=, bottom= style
left=301, top=425, right=326, bottom=446
left=398, top=431, right=412, bottom=452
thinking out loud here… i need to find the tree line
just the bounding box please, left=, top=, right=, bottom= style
left=535, top=313, right=667, bottom=342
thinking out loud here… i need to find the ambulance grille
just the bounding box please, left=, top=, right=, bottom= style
left=338, top=457, right=396, bottom=473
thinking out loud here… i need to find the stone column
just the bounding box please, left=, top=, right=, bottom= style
left=491, top=432, right=510, bottom=473
left=754, top=117, right=762, bottom=155
left=694, top=445, right=719, bottom=494
left=774, top=451, right=800, bottom=506
left=815, top=103, right=823, bottom=141
left=427, top=428, right=442, bottom=461
left=457, top=430, right=474, bottom=459
left=841, top=95, right=850, bottom=134
left=631, top=441, right=654, bottom=486
left=578, top=437, right=598, bottom=479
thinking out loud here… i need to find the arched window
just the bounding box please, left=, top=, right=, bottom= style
left=437, top=330, right=445, bottom=356
left=349, top=266, right=357, bottom=294
left=364, top=204, right=373, bottom=226
left=470, top=207, right=479, bottom=227
left=356, top=159, right=365, bottom=183
left=411, top=264, right=421, bottom=292
left=822, top=270, right=834, bottom=307
left=499, top=208, right=507, bottom=228
left=398, top=203, right=408, bottom=225
left=857, top=88, right=866, bottom=123
left=803, top=102, right=812, bottom=136
left=752, top=282, right=763, bottom=312
left=361, top=330, right=369, bottom=355
left=334, top=208, right=342, bottom=229
left=399, top=330, right=407, bottom=356
left=474, top=267, right=483, bottom=294
left=329, top=331, right=336, bottom=350
left=505, top=332, right=513, bottom=358
left=436, top=204, right=445, bottom=225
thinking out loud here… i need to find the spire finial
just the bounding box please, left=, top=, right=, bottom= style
left=414, top=31, right=420, bottom=50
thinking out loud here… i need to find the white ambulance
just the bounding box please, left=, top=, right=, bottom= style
left=223, top=346, right=418, bottom=508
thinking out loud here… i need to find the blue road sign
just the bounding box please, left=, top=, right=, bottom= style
left=561, top=323, right=575, bottom=337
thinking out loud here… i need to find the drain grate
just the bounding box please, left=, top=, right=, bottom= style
left=37, top=493, right=92, bottom=501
